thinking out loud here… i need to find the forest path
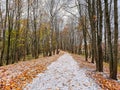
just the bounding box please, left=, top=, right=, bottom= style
left=24, top=53, right=101, bottom=90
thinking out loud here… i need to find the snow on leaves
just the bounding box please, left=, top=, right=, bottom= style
left=0, top=52, right=63, bottom=90
left=72, top=54, right=120, bottom=90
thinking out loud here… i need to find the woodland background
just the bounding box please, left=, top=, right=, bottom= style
left=0, top=0, right=120, bottom=80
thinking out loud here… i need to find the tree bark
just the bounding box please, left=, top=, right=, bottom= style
left=104, top=0, right=114, bottom=79
left=113, top=0, right=118, bottom=80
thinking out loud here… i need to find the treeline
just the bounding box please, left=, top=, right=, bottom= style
left=0, top=0, right=69, bottom=66
left=59, top=0, right=119, bottom=80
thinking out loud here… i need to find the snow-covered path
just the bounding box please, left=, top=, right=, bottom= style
left=24, top=54, right=101, bottom=90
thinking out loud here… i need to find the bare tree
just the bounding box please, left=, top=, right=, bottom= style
left=113, top=0, right=118, bottom=80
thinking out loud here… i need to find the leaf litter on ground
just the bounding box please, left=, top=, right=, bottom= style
left=72, top=54, right=120, bottom=90
left=0, top=51, right=64, bottom=90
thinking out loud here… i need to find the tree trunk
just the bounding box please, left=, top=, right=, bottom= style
left=113, top=0, right=118, bottom=80
left=83, top=17, right=88, bottom=61
left=97, top=0, right=103, bottom=72
left=87, top=0, right=95, bottom=63
left=104, top=0, right=114, bottom=79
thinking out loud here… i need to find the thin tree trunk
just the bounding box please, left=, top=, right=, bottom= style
left=83, top=17, right=88, bottom=61
left=87, top=0, right=95, bottom=63
left=113, top=0, right=118, bottom=80
left=97, top=0, right=103, bottom=72
left=104, top=0, right=114, bottom=79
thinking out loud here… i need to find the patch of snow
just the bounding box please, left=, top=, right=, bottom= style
left=24, top=54, right=101, bottom=90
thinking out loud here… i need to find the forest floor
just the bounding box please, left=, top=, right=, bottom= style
left=73, top=54, right=120, bottom=90
left=0, top=52, right=120, bottom=90
left=0, top=51, right=64, bottom=90
left=23, top=53, right=101, bottom=90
